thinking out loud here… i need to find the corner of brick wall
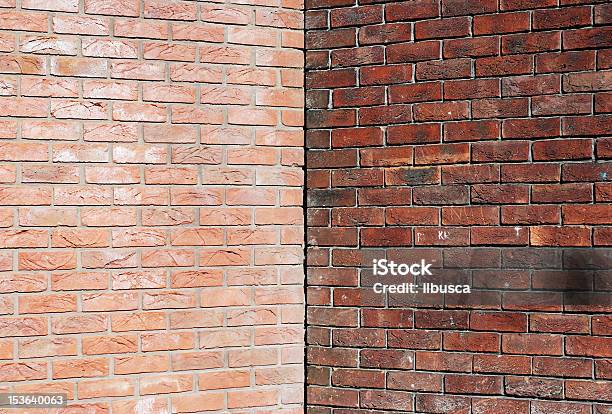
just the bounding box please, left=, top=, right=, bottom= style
left=0, top=0, right=305, bottom=412
left=305, top=0, right=611, bottom=412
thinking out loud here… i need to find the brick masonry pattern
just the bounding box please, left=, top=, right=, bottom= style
left=305, top=0, right=612, bottom=412
left=0, top=0, right=304, bottom=412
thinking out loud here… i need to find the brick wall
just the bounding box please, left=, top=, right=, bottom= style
left=0, top=0, right=304, bottom=412
left=305, top=0, right=611, bottom=413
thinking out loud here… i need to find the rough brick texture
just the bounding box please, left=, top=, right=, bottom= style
left=306, top=0, right=611, bottom=413
left=0, top=0, right=304, bottom=412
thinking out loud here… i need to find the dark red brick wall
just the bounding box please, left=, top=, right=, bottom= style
left=305, top=0, right=611, bottom=412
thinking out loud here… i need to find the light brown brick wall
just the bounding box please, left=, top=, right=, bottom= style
left=0, top=0, right=304, bottom=412
left=305, top=0, right=611, bottom=412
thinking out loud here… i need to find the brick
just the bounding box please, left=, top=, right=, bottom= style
left=0, top=97, right=47, bottom=117
left=531, top=226, right=592, bottom=246
left=444, top=36, right=500, bottom=58
left=360, top=104, right=413, bottom=125
left=503, top=333, right=563, bottom=356
left=501, top=0, right=556, bottom=10
left=476, top=55, right=533, bottom=77
left=172, top=393, right=224, bottom=412
left=114, top=19, right=167, bottom=39
left=564, top=27, right=612, bottom=49
left=413, top=185, right=468, bottom=205
left=360, top=64, right=413, bottom=86
left=413, top=101, right=469, bottom=121
left=502, top=118, right=561, bottom=139
left=388, top=82, right=441, bottom=104
left=173, top=23, right=224, bottom=43
left=114, top=355, right=170, bottom=374
left=332, top=368, right=384, bottom=388
left=201, top=4, right=250, bottom=25
left=534, top=7, right=592, bottom=30
left=564, top=115, right=612, bottom=136
left=596, top=91, right=612, bottom=113
left=415, top=17, right=470, bottom=40
left=416, top=59, right=471, bottom=80
left=331, top=127, right=383, bottom=148
left=200, top=45, right=250, bottom=65
left=564, top=71, right=612, bottom=92
left=530, top=314, right=589, bottom=334
left=110, top=61, right=164, bottom=81
left=307, top=28, right=356, bottom=49
left=472, top=226, right=528, bottom=245
left=474, top=12, right=529, bottom=35
left=442, top=206, right=499, bottom=225
left=442, top=164, right=499, bottom=184
left=386, top=0, right=439, bottom=21
left=537, top=51, right=596, bottom=75
left=414, top=226, right=469, bottom=246
left=257, top=8, right=302, bottom=29
left=502, top=205, right=561, bottom=224
left=53, top=15, right=109, bottom=35
left=387, top=40, right=441, bottom=63
left=595, top=3, right=612, bottom=24
left=442, top=0, right=497, bottom=16
left=84, top=0, right=139, bottom=16
left=472, top=184, right=529, bottom=204
left=444, top=79, right=500, bottom=100
left=532, top=183, right=593, bottom=203
left=330, top=5, right=382, bottom=28
left=143, top=0, right=196, bottom=20
left=502, top=32, right=561, bottom=54
left=505, top=376, right=563, bottom=398
left=53, top=357, right=108, bottom=379
left=533, top=139, right=593, bottom=160
left=332, top=169, right=383, bottom=187
left=333, top=86, right=384, bottom=107
left=0, top=10, right=47, bottom=32
left=537, top=401, right=592, bottom=414
left=307, top=386, right=358, bottom=407
left=385, top=167, right=440, bottom=186
left=502, top=74, right=561, bottom=97
left=143, top=42, right=196, bottom=62
left=359, top=23, right=412, bottom=45
left=331, top=46, right=384, bottom=68
left=387, top=123, right=441, bottom=145
left=361, top=227, right=411, bottom=246
left=472, top=98, right=529, bottom=119
left=78, top=378, right=135, bottom=398
left=533, top=94, right=592, bottom=116
left=567, top=336, right=612, bottom=357
left=415, top=143, right=469, bottom=165
left=444, top=332, right=500, bottom=352
left=416, top=394, right=470, bottom=413
left=307, top=109, right=356, bottom=128
left=472, top=141, right=529, bottom=162
left=21, top=35, right=78, bottom=56
left=593, top=316, right=612, bottom=335
left=84, top=124, right=138, bottom=143
left=534, top=356, right=593, bottom=379
left=471, top=311, right=527, bottom=332
left=564, top=205, right=612, bottom=224
left=415, top=351, right=470, bottom=373
left=444, top=120, right=499, bottom=142
left=446, top=374, right=502, bottom=394
left=22, top=0, right=78, bottom=12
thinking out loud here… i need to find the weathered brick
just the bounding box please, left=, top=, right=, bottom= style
left=0, top=0, right=305, bottom=409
